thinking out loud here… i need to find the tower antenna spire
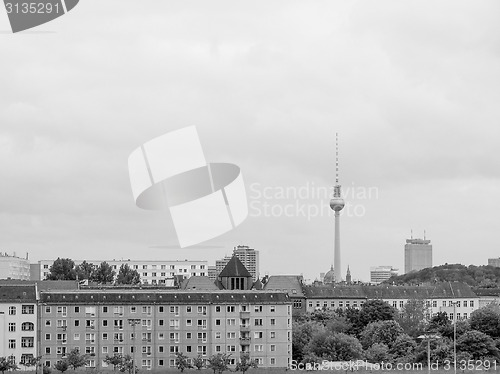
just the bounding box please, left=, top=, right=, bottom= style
left=336, top=132, right=339, bottom=184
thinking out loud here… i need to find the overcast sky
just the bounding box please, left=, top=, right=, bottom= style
left=1, top=1, right=500, bottom=282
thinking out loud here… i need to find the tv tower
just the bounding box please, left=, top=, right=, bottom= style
left=329, top=133, right=345, bottom=283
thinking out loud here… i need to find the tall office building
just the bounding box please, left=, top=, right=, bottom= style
left=404, top=238, right=432, bottom=274
left=215, top=246, right=260, bottom=282
left=329, top=134, right=345, bottom=283
left=370, top=266, right=399, bottom=284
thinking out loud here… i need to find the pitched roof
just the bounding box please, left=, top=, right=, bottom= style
left=181, top=276, right=219, bottom=291
left=0, top=285, right=37, bottom=302
left=264, top=275, right=305, bottom=297
left=39, top=290, right=290, bottom=304
left=219, top=255, right=251, bottom=278
left=302, top=282, right=478, bottom=300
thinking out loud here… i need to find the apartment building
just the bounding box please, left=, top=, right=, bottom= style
left=215, top=246, right=259, bottom=282
left=38, top=290, right=292, bottom=370
left=302, top=282, right=479, bottom=321
left=0, top=285, right=37, bottom=369
left=0, top=252, right=30, bottom=280
left=33, top=259, right=208, bottom=284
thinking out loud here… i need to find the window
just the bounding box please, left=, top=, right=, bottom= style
left=254, top=305, right=263, bottom=313
left=8, top=323, right=15, bottom=332
left=186, top=332, right=192, bottom=339
left=45, top=306, right=51, bottom=314
left=102, top=320, right=108, bottom=327
left=464, top=301, right=468, bottom=307
left=158, top=319, right=164, bottom=326
left=470, top=301, right=474, bottom=307
left=215, top=319, right=221, bottom=326
left=102, top=347, right=108, bottom=354
left=215, top=332, right=221, bottom=339
left=22, top=305, right=34, bottom=314
left=102, top=333, right=108, bottom=340
left=226, top=345, right=236, bottom=352
left=254, top=319, right=263, bottom=326
left=227, top=319, right=236, bottom=326
left=227, top=332, right=236, bottom=339
left=21, top=337, right=34, bottom=348
left=85, top=347, right=95, bottom=355
left=270, top=358, right=276, bottom=365
left=21, top=322, right=34, bottom=331
left=158, top=346, right=164, bottom=353
left=270, top=344, right=276, bottom=352
left=130, top=306, right=136, bottom=313
left=158, top=306, right=164, bottom=313
left=227, top=306, right=235, bottom=313
left=45, top=347, right=51, bottom=354
left=254, top=345, right=263, bottom=352
left=9, top=306, right=16, bottom=315
left=432, top=300, right=437, bottom=308
left=442, top=301, right=446, bottom=307
left=270, top=318, right=276, bottom=326
left=399, top=301, right=404, bottom=308
left=46, top=320, right=51, bottom=326
left=45, top=333, right=51, bottom=340
left=186, top=306, right=192, bottom=313
left=254, top=332, right=263, bottom=339
left=8, top=340, right=16, bottom=349
left=215, top=306, right=221, bottom=312
left=74, top=320, right=80, bottom=327
left=186, top=319, right=192, bottom=326
left=74, top=306, right=80, bottom=313
left=142, top=306, right=152, bottom=315
left=270, top=306, right=276, bottom=312
left=270, top=331, right=276, bottom=339
left=74, top=333, right=80, bottom=340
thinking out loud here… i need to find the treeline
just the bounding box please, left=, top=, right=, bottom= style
left=293, top=300, right=500, bottom=366
left=385, top=264, right=500, bottom=287
left=45, top=258, right=141, bottom=285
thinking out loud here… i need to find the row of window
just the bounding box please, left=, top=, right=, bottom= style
left=47, top=304, right=280, bottom=315
left=7, top=305, right=34, bottom=315
left=42, top=264, right=206, bottom=270
left=43, top=356, right=277, bottom=370
left=7, top=337, right=34, bottom=348
left=307, top=300, right=476, bottom=309
left=44, top=330, right=282, bottom=342
left=308, top=300, right=364, bottom=309
left=7, top=322, right=35, bottom=332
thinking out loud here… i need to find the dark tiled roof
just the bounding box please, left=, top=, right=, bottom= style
left=303, top=282, right=477, bottom=300
left=264, top=276, right=305, bottom=297
left=472, top=288, right=500, bottom=296
left=0, top=279, right=79, bottom=290
left=0, top=285, right=37, bottom=302
left=40, top=290, right=290, bottom=304
left=219, top=256, right=251, bottom=278
left=181, top=276, right=219, bottom=291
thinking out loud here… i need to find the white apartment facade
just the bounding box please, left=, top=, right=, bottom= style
left=0, top=285, right=37, bottom=369
left=34, top=259, right=208, bottom=284
left=0, top=253, right=30, bottom=280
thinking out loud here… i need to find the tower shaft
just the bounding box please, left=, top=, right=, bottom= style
left=334, top=210, right=341, bottom=282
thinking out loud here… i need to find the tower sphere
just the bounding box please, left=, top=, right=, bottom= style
left=330, top=197, right=345, bottom=211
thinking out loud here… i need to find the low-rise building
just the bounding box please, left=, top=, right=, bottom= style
left=0, top=284, right=37, bottom=368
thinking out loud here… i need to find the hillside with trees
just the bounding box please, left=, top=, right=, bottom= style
left=384, top=264, right=500, bottom=287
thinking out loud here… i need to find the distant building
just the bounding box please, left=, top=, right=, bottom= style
left=0, top=252, right=30, bottom=280
left=405, top=238, right=432, bottom=274
left=217, top=256, right=253, bottom=290
left=215, top=245, right=259, bottom=281
left=207, top=265, right=217, bottom=281
left=488, top=258, right=500, bottom=267
left=32, top=259, right=208, bottom=284
left=370, top=266, right=399, bottom=284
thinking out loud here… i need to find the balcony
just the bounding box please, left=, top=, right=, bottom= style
left=239, top=325, right=250, bottom=332
left=239, top=311, right=250, bottom=317
left=239, top=337, right=251, bottom=345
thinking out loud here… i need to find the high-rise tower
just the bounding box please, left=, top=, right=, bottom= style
left=329, top=133, right=345, bottom=283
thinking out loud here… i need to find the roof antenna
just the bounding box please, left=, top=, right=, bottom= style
left=335, top=133, right=339, bottom=184
left=411, top=229, right=413, bottom=239
left=424, top=230, right=426, bottom=240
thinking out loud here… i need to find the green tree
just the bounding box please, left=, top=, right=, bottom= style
left=235, top=353, right=258, bottom=374
left=388, top=334, right=417, bottom=362
left=358, top=300, right=396, bottom=328
left=91, top=261, right=116, bottom=284
left=175, top=352, right=192, bottom=372
left=116, top=264, right=141, bottom=285
left=415, top=338, right=453, bottom=364
left=457, top=330, right=499, bottom=360
left=66, top=348, right=89, bottom=370
left=54, top=360, right=69, bottom=373
left=307, top=332, right=363, bottom=361
left=104, top=355, right=123, bottom=371
left=292, top=321, right=326, bottom=362
left=207, top=353, right=231, bottom=374
left=470, top=305, right=500, bottom=338
left=192, top=355, right=204, bottom=370
left=75, top=261, right=95, bottom=280
left=0, top=357, right=18, bottom=374
left=46, top=258, right=76, bottom=280
left=396, top=298, right=428, bottom=337
left=118, top=355, right=137, bottom=374
left=365, top=343, right=391, bottom=363
left=360, top=320, right=404, bottom=349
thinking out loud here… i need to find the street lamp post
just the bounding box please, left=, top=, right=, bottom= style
left=128, top=318, right=141, bottom=373
left=418, top=334, right=441, bottom=374
left=453, top=302, right=457, bottom=374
